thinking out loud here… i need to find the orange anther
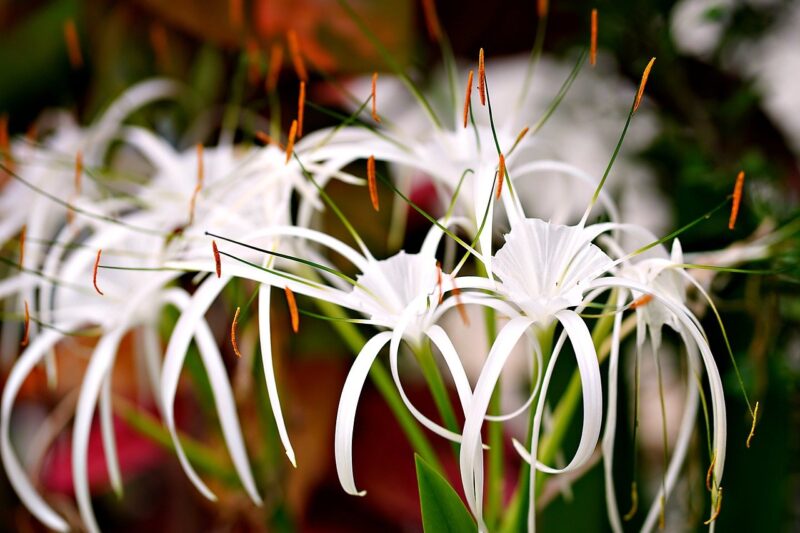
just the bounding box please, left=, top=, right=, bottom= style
left=728, top=170, right=745, bottom=230
left=285, top=120, right=298, bottom=164
left=287, top=30, right=308, bottom=82
left=212, top=240, right=221, bottom=278
left=93, top=249, right=104, bottom=295
left=284, top=286, right=299, bottom=333
left=634, top=57, right=656, bottom=113
left=231, top=306, right=242, bottom=357
left=463, top=69, right=474, bottom=128
left=367, top=155, right=379, bottom=211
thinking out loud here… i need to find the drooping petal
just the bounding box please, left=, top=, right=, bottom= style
left=258, top=285, right=296, bottom=466
left=1, top=327, right=74, bottom=532
left=460, top=316, right=534, bottom=531
left=161, top=282, right=262, bottom=505
left=335, top=331, right=393, bottom=496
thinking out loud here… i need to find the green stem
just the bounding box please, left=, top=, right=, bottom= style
left=114, top=397, right=238, bottom=485
left=313, top=298, right=443, bottom=472
left=414, top=339, right=460, bottom=435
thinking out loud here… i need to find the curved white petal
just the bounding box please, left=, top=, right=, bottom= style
left=160, top=282, right=262, bottom=505
left=460, top=316, right=534, bottom=531
left=335, top=331, right=393, bottom=496
left=1, top=327, right=75, bottom=532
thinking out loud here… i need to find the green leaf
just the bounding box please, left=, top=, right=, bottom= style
left=415, top=454, right=477, bottom=533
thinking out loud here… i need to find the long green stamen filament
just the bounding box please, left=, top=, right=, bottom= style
left=0, top=254, right=91, bottom=293
left=586, top=58, right=655, bottom=217
left=205, top=230, right=358, bottom=287
left=374, top=169, right=483, bottom=261
left=531, top=48, right=588, bottom=135
left=444, top=169, right=474, bottom=222
left=0, top=162, right=165, bottom=236
left=0, top=312, right=101, bottom=338
left=516, top=7, right=549, bottom=110
left=482, top=74, right=517, bottom=200
left=337, top=0, right=442, bottom=129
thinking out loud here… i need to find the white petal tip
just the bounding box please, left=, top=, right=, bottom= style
left=286, top=450, right=297, bottom=468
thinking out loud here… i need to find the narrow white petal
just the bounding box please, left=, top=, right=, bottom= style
left=460, top=316, right=533, bottom=530
left=1, top=328, right=73, bottom=532
left=73, top=329, right=126, bottom=533
left=161, top=283, right=262, bottom=505
left=100, top=373, right=123, bottom=497
left=335, top=331, right=393, bottom=496
left=258, top=286, right=296, bottom=467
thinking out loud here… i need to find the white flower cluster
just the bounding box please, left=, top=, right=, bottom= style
left=1, top=50, right=765, bottom=533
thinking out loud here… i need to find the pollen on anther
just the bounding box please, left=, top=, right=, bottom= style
left=266, top=43, right=284, bottom=93
left=746, top=401, right=759, bottom=448
left=537, top=0, right=549, bottom=18
left=212, top=240, right=221, bottom=278
left=703, top=487, right=723, bottom=525
left=63, top=18, right=83, bottom=69
left=371, top=72, right=381, bottom=123
left=231, top=306, right=243, bottom=358
left=728, top=170, right=745, bottom=230
left=18, top=225, right=26, bottom=269
left=478, top=48, right=486, bottom=106
left=149, top=22, right=170, bottom=72
left=21, top=300, right=30, bottom=347
left=421, top=0, right=442, bottom=41
left=435, top=262, right=443, bottom=304
left=451, top=283, right=470, bottom=326
left=515, top=126, right=530, bottom=146
left=367, top=155, right=379, bottom=212
left=590, top=9, right=598, bottom=66
left=93, top=249, right=104, bottom=296
left=287, top=30, right=308, bottom=82
left=74, top=150, right=83, bottom=194
left=705, top=452, right=716, bottom=491
left=285, top=120, right=298, bottom=164
left=623, top=481, right=638, bottom=521
left=297, top=81, right=306, bottom=137
left=496, top=154, right=506, bottom=199
left=284, top=286, right=299, bottom=333
left=255, top=130, right=285, bottom=150
left=634, top=57, right=656, bottom=113
left=229, top=0, right=243, bottom=29
left=631, top=293, right=653, bottom=309
left=463, top=69, right=474, bottom=128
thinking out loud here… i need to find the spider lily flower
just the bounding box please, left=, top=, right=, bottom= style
left=169, top=215, right=495, bottom=498
left=0, top=79, right=180, bottom=362
left=1, top=104, right=366, bottom=531
left=457, top=215, right=728, bottom=533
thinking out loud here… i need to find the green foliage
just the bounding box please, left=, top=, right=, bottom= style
left=415, top=454, right=477, bottom=533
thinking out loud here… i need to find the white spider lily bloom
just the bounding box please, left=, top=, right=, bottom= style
left=0, top=80, right=180, bottom=360
left=1, top=116, right=365, bottom=531
left=600, top=238, right=705, bottom=533
left=169, top=220, right=491, bottom=497
left=459, top=217, right=611, bottom=532
left=459, top=216, right=728, bottom=533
